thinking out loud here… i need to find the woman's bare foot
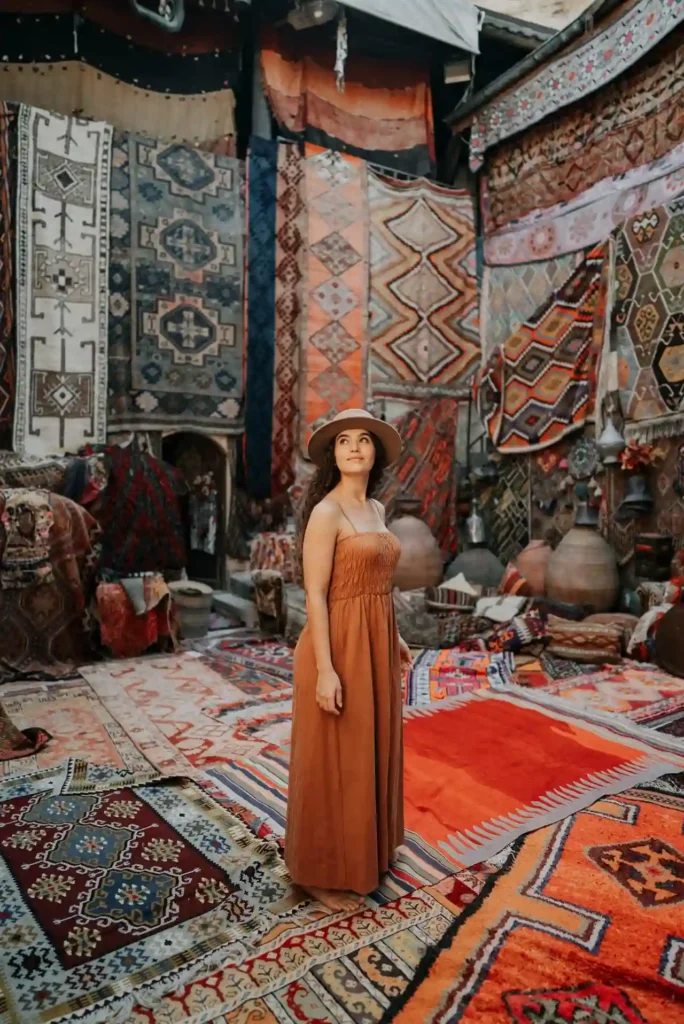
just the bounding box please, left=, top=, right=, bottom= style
left=301, top=885, right=364, bottom=913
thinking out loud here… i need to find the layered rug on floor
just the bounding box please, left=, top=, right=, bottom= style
left=0, top=761, right=307, bottom=1024
left=387, top=784, right=684, bottom=1023
left=539, top=662, right=684, bottom=727
left=406, top=650, right=514, bottom=706
left=402, top=688, right=684, bottom=868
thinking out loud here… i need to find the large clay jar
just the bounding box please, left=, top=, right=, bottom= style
left=515, top=540, right=551, bottom=596
left=389, top=496, right=443, bottom=591
left=545, top=526, right=619, bottom=612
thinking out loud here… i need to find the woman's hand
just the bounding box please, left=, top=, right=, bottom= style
left=398, top=636, right=413, bottom=671
left=316, top=668, right=343, bottom=715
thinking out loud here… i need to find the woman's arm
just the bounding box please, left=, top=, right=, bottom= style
left=302, top=501, right=343, bottom=714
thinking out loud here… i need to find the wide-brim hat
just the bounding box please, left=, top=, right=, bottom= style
left=307, top=409, right=402, bottom=468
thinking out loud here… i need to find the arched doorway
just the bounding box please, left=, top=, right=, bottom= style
left=162, top=432, right=227, bottom=588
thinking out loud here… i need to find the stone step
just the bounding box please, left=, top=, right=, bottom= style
left=228, top=570, right=255, bottom=601
left=212, top=591, right=259, bottom=629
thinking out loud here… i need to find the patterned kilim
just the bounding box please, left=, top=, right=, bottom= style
left=390, top=787, right=684, bottom=1022
left=369, top=171, right=479, bottom=398
left=482, top=30, right=684, bottom=235
left=542, top=663, right=684, bottom=727
left=485, top=456, right=531, bottom=565
left=0, top=766, right=299, bottom=1024
left=0, top=681, right=162, bottom=780
left=0, top=102, right=15, bottom=436
left=299, top=145, right=368, bottom=450
left=615, top=196, right=684, bottom=441
left=376, top=397, right=459, bottom=554
left=481, top=255, right=582, bottom=362
left=14, top=106, right=112, bottom=457
left=78, top=654, right=294, bottom=776
left=108, top=132, right=243, bottom=434
left=484, top=243, right=608, bottom=454
left=529, top=439, right=576, bottom=548
left=272, top=143, right=304, bottom=496
left=127, top=878, right=470, bottom=1024
left=245, top=138, right=277, bottom=499
left=0, top=494, right=101, bottom=682
left=469, top=0, right=684, bottom=171
left=406, top=650, right=513, bottom=706
left=402, top=687, right=684, bottom=868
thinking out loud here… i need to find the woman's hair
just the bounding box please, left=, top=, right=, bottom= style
left=297, top=434, right=388, bottom=550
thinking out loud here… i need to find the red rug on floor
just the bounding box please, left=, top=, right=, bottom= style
left=403, top=688, right=684, bottom=868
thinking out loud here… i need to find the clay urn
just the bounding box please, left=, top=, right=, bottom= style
left=514, top=540, right=551, bottom=596
left=389, top=495, right=443, bottom=591
left=545, top=520, right=619, bottom=613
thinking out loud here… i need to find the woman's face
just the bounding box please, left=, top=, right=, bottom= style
left=334, top=429, right=376, bottom=476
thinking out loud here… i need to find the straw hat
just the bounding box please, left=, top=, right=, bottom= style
left=307, top=409, right=402, bottom=468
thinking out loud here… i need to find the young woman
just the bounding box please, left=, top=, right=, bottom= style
left=285, top=409, right=412, bottom=913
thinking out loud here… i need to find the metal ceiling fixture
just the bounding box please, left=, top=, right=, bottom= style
left=287, top=0, right=340, bottom=30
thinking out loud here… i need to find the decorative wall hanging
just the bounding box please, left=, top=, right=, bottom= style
left=260, top=23, right=434, bottom=177
left=468, top=0, right=684, bottom=171
left=481, top=31, right=684, bottom=236
left=614, top=195, right=684, bottom=441
left=481, top=243, right=609, bottom=454
left=299, top=146, right=368, bottom=450
left=369, top=171, right=479, bottom=399
left=0, top=3, right=240, bottom=145
left=14, top=106, right=112, bottom=457
left=271, top=144, right=304, bottom=497
left=108, top=132, right=243, bottom=435
left=480, top=255, right=582, bottom=362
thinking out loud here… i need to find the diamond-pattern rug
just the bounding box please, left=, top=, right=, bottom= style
left=482, top=243, right=609, bottom=454
left=299, top=145, right=369, bottom=450
left=389, top=786, right=684, bottom=1022
left=0, top=765, right=297, bottom=1024
left=369, top=171, right=478, bottom=399
left=108, top=132, right=243, bottom=434
left=14, top=106, right=112, bottom=457
left=615, top=195, right=684, bottom=442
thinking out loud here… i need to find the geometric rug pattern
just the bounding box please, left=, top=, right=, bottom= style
left=390, top=786, right=684, bottom=1021
left=369, top=170, right=479, bottom=399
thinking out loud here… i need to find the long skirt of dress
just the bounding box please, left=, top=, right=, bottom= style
left=285, top=533, right=404, bottom=895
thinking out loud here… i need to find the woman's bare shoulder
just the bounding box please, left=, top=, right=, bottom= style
left=372, top=498, right=387, bottom=521
left=307, top=496, right=341, bottom=529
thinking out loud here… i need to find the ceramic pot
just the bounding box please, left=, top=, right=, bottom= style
left=514, top=540, right=551, bottom=595
left=389, top=497, right=442, bottom=591
left=545, top=526, right=619, bottom=612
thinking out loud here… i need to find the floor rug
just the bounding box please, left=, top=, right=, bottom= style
left=108, top=131, right=243, bottom=434
left=368, top=171, right=479, bottom=399
left=402, top=687, right=684, bottom=869
left=198, top=637, right=294, bottom=683
left=299, top=145, right=368, bottom=450
left=615, top=195, right=684, bottom=442
left=128, top=879, right=471, bottom=1024
left=484, top=243, right=609, bottom=454
left=541, top=663, right=684, bottom=725
left=14, top=106, right=112, bottom=457
left=406, top=649, right=513, bottom=706
left=0, top=681, right=160, bottom=780
left=79, top=654, right=294, bottom=776
left=389, top=786, right=684, bottom=1022
left=0, top=766, right=299, bottom=1024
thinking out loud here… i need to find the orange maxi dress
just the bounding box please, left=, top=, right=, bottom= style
left=285, top=530, right=404, bottom=895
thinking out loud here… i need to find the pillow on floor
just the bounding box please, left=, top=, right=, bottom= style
left=547, top=616, right=622, bottom=664
left=499, top=563, right=533, bottom=597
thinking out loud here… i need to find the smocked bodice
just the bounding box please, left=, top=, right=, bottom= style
left=327, top=532, right=401, bottom=603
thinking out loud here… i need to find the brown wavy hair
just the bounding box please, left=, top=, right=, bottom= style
left=296, top=435, right=388, bottom=566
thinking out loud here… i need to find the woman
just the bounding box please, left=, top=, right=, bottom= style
left=285, top=409, right=412, bottom=913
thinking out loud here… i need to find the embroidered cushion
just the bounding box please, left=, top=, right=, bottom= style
left=547, top=616, right=622, bottom=664
left=485, top=610, right=549, bottom=655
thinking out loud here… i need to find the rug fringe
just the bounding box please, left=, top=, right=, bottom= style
left=624, top=413, right=684, bottom=443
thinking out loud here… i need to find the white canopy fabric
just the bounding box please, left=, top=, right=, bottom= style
left=341, top=0, right=480, bottom=54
